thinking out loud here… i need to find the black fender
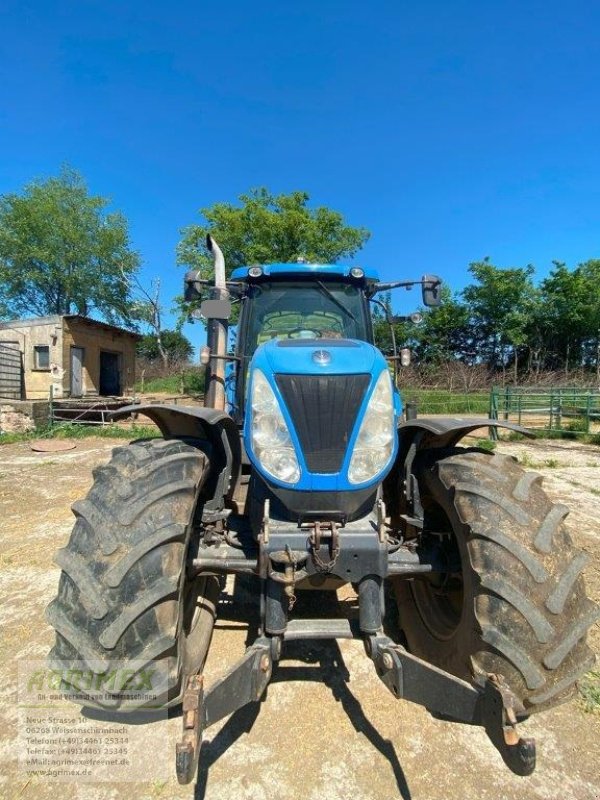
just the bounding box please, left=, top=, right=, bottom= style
left=383, top=417, right=533, bottom=526
left=397, top=416, right=533, bottom=451
left=110, top=404, right=241, bottom=514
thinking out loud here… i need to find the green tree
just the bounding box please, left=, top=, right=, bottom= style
left=462, top=259, right=536, bottom=378
left=536, top=262, right=589, bottom=371
left=137, top=329, right=193, bottom=365
left=539, top=260, right=600, bottom=377
left=0, top=167, right=139, bottom=323
left=577, top=260, right=600, bottom=379
left=416, top=289, right=472, bottom=363
left=177, top=188, right=370, bottom=281
left=372, top=287, right=472, bottom=365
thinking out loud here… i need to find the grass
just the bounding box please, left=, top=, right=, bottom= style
left=135, top=372, right=205, bottom=395
left=566, top=418, right=590, bottom=433
left=563, top=477, right=600, bottom=497
left=135, top=375, right=182, bottom=393
left=518, top=453, right=564, bottom=469
left=578, top=670, right=600, bottom=713
left=519, top=453, right=535, bottom=467
left=475, top=438, right=496, bottom=452
left=0, top=423, right=159, bottom=446
left=506, top=431, right=527, bottom=441
left=401, top=389, right=490, bottom=415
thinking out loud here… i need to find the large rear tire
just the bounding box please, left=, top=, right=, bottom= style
left=46, top=438, right=219, bottom=711
left=394, top=448, right=599, bottom=714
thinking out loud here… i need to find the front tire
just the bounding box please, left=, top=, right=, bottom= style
left=46, top=438, right=219, bottom=711
left=394, top=448, right=599, bottom=714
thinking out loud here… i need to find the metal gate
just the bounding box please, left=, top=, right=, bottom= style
left=489, top=386, right=600, bottom=436
left=0, top=343, right=24, bottom=399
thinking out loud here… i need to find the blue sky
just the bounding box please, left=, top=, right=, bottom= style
left=1, top=0, right=599, bottom=348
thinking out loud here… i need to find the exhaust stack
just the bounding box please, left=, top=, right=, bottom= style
left=204, top=234, right=229, bottom=410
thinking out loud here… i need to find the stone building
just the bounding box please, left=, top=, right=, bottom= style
left=0, top=315, right=139, bottom=401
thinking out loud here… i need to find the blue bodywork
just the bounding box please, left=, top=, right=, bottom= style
left=230, top=262, right=380, bottom=282
left=243, top=338, right=402, bottom=493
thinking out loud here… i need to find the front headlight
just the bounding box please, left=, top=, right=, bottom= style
left=250, top=370, right=300, bottom=484
left=348, top=370, right=395, bottom=484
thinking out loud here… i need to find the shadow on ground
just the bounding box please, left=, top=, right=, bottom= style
left=193, top=582, right=413, bottom=799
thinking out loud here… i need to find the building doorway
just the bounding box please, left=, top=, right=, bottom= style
left=99, top=351, right=121, bottom=396
left=0, top=342, right=24, bottom=400
left=70, top=347, right=84, bottom=397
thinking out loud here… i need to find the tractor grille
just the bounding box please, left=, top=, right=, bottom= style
left=275, top=374, right=370, bottom=473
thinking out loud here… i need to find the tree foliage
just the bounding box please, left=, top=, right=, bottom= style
left=383, top=258, right=600, bottom=381
left=462, top=259, right=536, bottom=370
left=137, top=329, right=193, bottom=364
left=177, top=188, right=370, bottom=281
left=0, top=167, right=139, bottom=323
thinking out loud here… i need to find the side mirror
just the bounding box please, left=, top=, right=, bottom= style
left=200, top=298, right=232, bottom=320
left=184, top=270, right=202, bottom=302
left=422, top=274, right=442, bottom=307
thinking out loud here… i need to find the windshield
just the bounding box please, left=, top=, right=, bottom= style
left=240, top=281, right=370, bottom=358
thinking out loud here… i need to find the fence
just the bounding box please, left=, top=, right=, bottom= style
left=489, top=386, right=600, bottom=436
left=48, top=386, right=140, bottom=426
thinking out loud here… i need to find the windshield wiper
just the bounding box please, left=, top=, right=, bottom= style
left=315, top=281, right=358, bottom=323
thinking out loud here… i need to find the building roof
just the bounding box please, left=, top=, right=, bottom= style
left=63, top=315, right=142, bottom=340
left=0, top=314, right=142, bottom=340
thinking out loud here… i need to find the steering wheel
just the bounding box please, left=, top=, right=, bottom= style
left=286, top=327, right=322, bottom=339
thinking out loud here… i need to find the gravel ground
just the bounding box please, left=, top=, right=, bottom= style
left=0, top=435, right=599, bottom=800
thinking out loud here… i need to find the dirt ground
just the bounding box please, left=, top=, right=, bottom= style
left=0, top=435, right=599, bottom=800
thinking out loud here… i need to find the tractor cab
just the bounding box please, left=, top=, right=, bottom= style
left=229, top=263, right=379, bottom=420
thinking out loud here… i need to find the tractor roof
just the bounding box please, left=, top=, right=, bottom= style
left=230, top=262, right=379, bottom=281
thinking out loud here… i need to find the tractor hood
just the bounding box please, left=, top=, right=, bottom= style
left=243, top=338, right=400, bottom=522
left=259, top=337, right=380, bottom=376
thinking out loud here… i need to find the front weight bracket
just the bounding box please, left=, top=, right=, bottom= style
left=481, top=673, right=536, bottom=776
left=175, top=639, right=273, bottom=785
left=175, top=674, right=204, bottom=785
left=367, top=636, right=536, bottom=776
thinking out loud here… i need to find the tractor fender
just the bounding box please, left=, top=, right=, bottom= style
left=110, top=404, right=241, bottom=511
left=397, top=416, right=533, bottom=451
left=383, top=417, right=533, bottom=518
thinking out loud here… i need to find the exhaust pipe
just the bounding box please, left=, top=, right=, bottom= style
left=208, top=233, right=226, bottom=289
left=204, top=234, right=229, bottom=410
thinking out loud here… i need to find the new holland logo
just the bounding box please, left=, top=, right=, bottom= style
left=312, top=349, right=331, bottom=365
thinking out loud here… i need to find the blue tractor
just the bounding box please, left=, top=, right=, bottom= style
left=47, top=236, right=598, bottom=783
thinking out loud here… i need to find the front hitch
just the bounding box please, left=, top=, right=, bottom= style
left=177, top=508, right=537, bottom=784
left=175, top=629, right=536, bottom=784
left=175, top=639, right=273, bottom=784
left=367, top=635, right=536, bottom=776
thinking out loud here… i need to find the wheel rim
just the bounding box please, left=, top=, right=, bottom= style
left=181, top=576, right=217, bottom=675
left=410, top=515, right=465, bottom=642
left=411, top=570, right=464, bottom=641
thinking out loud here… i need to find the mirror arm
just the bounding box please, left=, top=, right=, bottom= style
left=207, top=354, right=241, bottom=362
left=372, top=280, right=421, bottom=294
left=373, top=278, right=441, bottom=294
left=369, top=298, right=398, bottom=382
